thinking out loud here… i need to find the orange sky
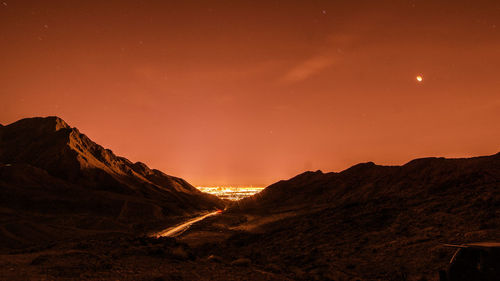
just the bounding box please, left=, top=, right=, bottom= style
left=1, top=0, right=499, bottom=186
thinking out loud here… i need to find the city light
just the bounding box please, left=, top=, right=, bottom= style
left=196, top=186, right=265, bottom=200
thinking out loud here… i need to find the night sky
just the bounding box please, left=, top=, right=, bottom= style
left=1, top=0, right=499, bottom=186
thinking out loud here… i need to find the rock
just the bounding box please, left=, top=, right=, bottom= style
left=290, top=266, right=305, bottom=278
left=171, top=246, right=189, bottom=260
left=30, top=254, right=50, bottom=265
left=264, top=263, right=281, bottom=273
left=230, top=258, right=251, bottom=267
left=207, top=255, right=223, bottom=263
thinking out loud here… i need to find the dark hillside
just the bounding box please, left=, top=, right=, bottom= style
left=0, top=117, right=223, bottom=250
left=209, top=153, right=500, bottom=280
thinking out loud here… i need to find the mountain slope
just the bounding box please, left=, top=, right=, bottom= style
left=214, top=153, right=500, bottom=280
left=0, top=116, right=223, bottom=250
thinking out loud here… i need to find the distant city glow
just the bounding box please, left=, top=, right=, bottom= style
left=196, top=186, right=265, bottom=200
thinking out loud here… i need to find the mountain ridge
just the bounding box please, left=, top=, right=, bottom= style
left=0, top=116, right=223, bottom=250
left=212, top=151, right=500, bottom=279
left=238, top=152, right=500, bottom=211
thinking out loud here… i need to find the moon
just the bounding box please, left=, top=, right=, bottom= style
left=416, top=75, right=423, bottom=82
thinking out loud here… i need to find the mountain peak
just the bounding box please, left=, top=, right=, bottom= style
left=47, top=116, right=70, bottom=130
left=341, top=161, right=377, bottom=175
left=6, top=116, right=70, bottom=133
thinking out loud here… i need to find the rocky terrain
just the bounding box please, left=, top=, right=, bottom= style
left=0, top=116, right=223, bottom=250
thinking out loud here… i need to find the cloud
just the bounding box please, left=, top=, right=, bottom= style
left=281, top=54, right=338, bottom=83
left=279, top=32, right=360, bottom=83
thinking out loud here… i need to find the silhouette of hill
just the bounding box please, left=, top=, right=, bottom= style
left=239, top=154, right=500, bottom=212
left=0, top=116, right=223, bottom=250
left=191, top=153, right=500, bottom=280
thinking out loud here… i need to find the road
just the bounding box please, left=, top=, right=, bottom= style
left=154, top=211, right=221, bottom=238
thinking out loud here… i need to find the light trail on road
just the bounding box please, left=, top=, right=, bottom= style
left=154, top=211, right=221, bottom=238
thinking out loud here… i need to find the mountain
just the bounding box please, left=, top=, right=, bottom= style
left=199, top=153, right=500, bottom=280
left=239, top=154, right=500, bottom=212
left=0, top=116, right=223, bottom=250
